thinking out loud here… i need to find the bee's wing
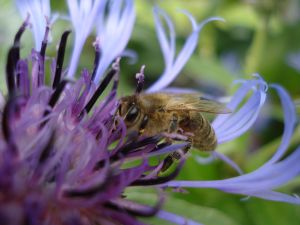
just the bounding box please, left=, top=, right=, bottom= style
left=164, top=93, right=231, bottom=114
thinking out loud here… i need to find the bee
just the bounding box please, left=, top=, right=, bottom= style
left=118, top=92, right=230, bottom=171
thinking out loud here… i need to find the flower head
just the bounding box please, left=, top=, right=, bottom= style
left=1, top=8, right=186, bottom=225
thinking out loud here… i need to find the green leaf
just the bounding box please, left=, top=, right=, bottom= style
left=245, top=125, right=300, bottom=170
left=125, top=187, right=238, bottom=225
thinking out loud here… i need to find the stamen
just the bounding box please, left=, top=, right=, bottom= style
left=118, top=135, right=162, bottom=155
left=94, top=136, right=162, bottom=171
left=131, top=159, right=185, bottom=186
left=6, top=48, right=18, bottom=96
left=52, top=30, right=71, bottom=89
left=16, top=60, right=30, bottom=97
left=41, top=80, right=68, bottom=127
left=106, top=194, right=164, bottom=217
left=36, top=20, right=50, bottom=87
left=63, top=183, right=107, bottom=198
left=91, top=39, right=102, bottom=81
left=81, top=60, right=120, bottom=115
left=2, top=98, right=14, bottom=142
left=6, top=16, right=29, bottom=96
left=98, top=91, right=117, bottom=112
left=40, top=18, right=50, bottom=59
left=38, top=131, right=55, bottom=164
left=63, top=172, right=111, bottom=198
left=155, top=142, right=171, bottom=149
left=48, top=80, right=68, bottom=108
left=13, top=14, right=30, bottom=47
left=111, top=61, right=120, bottom=92
left=2, top=97, right=18, bottom=155
left=135, top=65, right=145, bottom=94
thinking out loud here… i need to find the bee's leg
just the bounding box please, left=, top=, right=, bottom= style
left=169, top=113, right=178, bottom=133
left=159, top=114, right=178, bottom=173
left=160, top=114, right=191, bottom=173
left=160, top=155, right=174, bottom=173
left=160, top=143, right=191, bottom=172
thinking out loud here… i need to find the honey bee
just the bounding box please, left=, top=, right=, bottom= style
left=118, top=92, right=230, bottom=171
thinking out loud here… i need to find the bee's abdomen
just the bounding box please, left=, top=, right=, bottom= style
left=179, top=112, right=217, bottom=151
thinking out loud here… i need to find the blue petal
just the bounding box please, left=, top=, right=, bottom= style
left=152, top=7, right=176, bottom=73
left=213, top=152, right=243, bottom=175
left=160, top=82, right=300, bottom=204
left=162, top=146, right=300, bottom=204
left=157, top=210, right=203, bottom=225
left=263, top=84, right=297, bottom=165
left=67, top=0, right=107, bottom=78
left=94, top=0, right=136, bottom=83
left=147, top=9, right=224, bottom=92
left=213, top=76, right=267, bottom=143
left=15, top=0, right=51, bottom=50
left=244, top=191, right=300, bottom=204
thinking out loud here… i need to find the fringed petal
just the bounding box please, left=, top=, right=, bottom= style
left=262, top=84, right=296, bottom=165
left=213, top=76, right=267, bottom=144
left=147, top=8, right=224, bottom=92
left=67, top=0, right=106, bottom=78
left=152, top=7, right=176, bottom=72
left=15, top=0, right=53, bottom=50
left=171, top=17, right=224, bottom=79
left=94, top=0, right=136, bottom=83
left=162, top=92, right=299, bottom=204
left=212, top=151, right=243, bottom=175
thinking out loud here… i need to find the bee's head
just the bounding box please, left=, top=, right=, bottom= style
left=118, top=95, right=140, bottom=125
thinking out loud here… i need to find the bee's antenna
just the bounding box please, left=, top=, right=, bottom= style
left=135, top=65, right=145, bottom=94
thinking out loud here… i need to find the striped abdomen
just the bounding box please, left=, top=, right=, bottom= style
left=179, top=112, right=217, bottom=151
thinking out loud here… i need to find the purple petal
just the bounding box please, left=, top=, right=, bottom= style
left=16, top=59, right=30, bottom=97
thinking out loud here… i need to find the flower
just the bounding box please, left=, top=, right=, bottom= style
left=161, top=84, right=300, bottom=204
left=2, top=2, right=187, bottom=224
left=2, top=0, right=299, bottom=225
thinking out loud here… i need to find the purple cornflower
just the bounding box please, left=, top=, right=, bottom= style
left=0, top=0, right=299, bottom=225
left=1, top=2, right=186, bottom=224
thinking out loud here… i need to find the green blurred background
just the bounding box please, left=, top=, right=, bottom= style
left=0, top=0, right=300, bottom=224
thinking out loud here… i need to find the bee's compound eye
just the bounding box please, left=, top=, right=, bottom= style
left=125, top=105, right=139, bottom=122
